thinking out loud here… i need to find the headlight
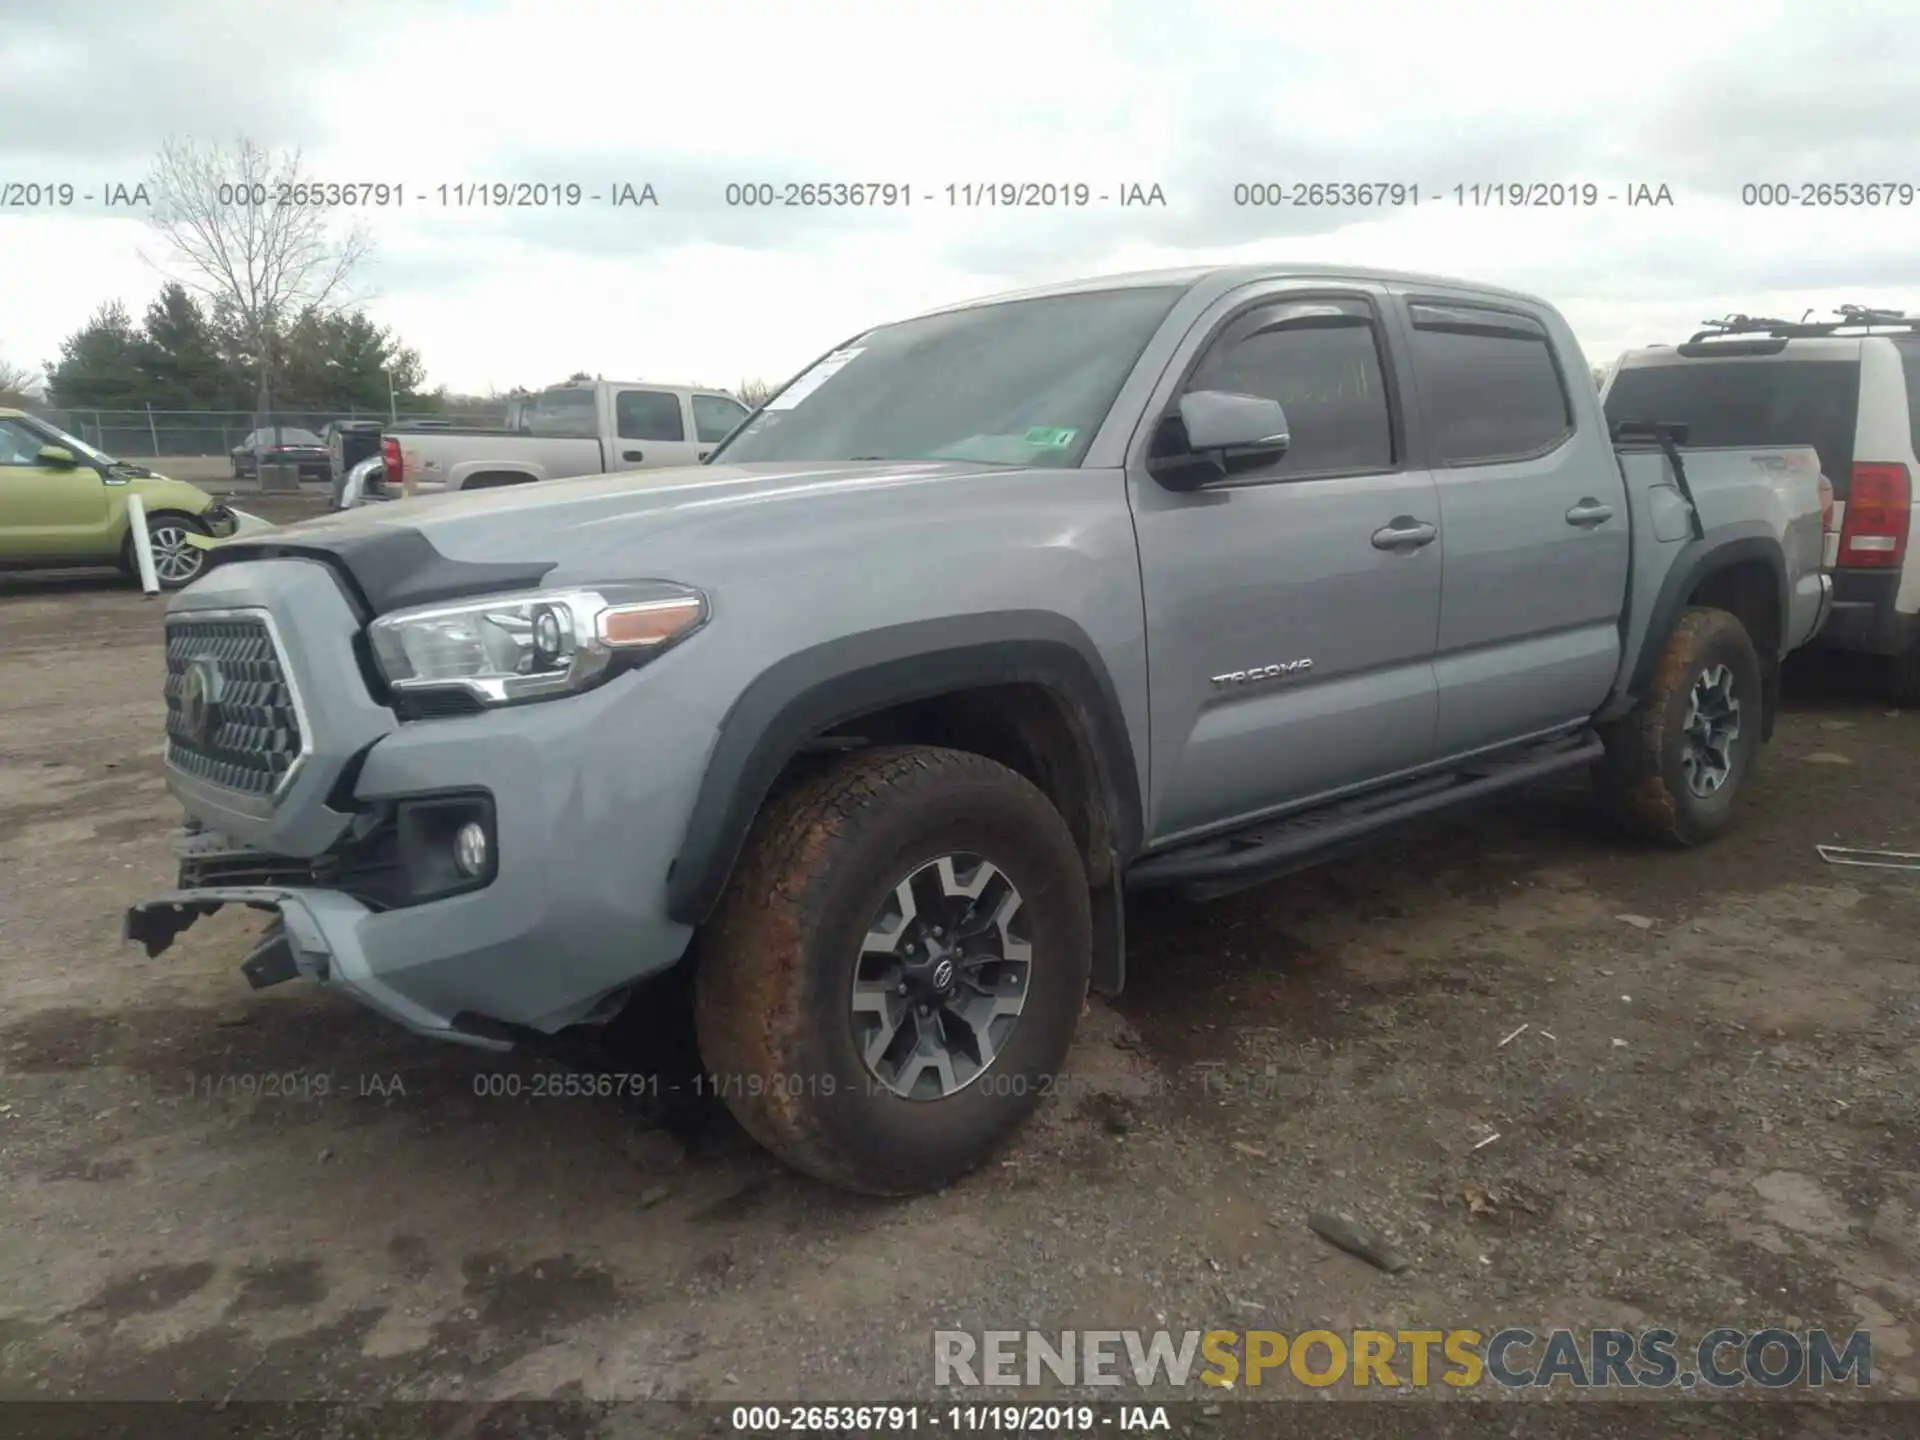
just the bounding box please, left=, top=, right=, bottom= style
left=367, top=582, right=708, bottom=707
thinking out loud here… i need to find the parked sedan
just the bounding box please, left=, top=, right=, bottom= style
left=231, top=427, right=330, bottom=481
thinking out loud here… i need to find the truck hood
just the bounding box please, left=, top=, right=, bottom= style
left=205, top=459, right=1018, bottom=613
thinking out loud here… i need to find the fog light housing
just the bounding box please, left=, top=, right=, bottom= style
left=394, top=793, right=497, bottom=902
left=454, top=821, right=489, bottom=877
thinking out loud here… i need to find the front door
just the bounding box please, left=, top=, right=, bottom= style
left=0, top=417, right=112, bottom=557
left=613, top=388, right=704, bottom=470
left=691, top=392, right=751, bottom=461
left=1128, top=286, right=1444, bottom=845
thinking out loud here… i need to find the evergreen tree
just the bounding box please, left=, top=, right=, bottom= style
left=135, top=283, right=242, bottom=409
left=45, top=301, right=145, bottom=408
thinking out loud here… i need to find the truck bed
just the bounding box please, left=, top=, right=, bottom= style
left=387, top=432, right=607, bottom=495
left=1611, top=441, right=1829, bottom=688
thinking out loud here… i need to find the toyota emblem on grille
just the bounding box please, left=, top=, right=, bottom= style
left=179, top=657, right=223, bottom=744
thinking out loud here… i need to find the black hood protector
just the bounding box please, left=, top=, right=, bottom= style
left=206, top=526, right=556, bottom=618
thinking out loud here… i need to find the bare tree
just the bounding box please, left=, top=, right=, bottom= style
left=736, top=376, right=779, bottom=408
left=143, top=136, right=373, bottom=440
left=0, top=354, right=40, bottom=409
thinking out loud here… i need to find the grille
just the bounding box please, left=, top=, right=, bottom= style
left=164, top=614, right=306, bottom=796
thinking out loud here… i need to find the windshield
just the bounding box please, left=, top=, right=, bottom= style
left=1604, top=358, right=1860, bottom=487
left=711, top=286, right=1184, bottom=467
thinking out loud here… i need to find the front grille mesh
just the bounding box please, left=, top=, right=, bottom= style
left=164, top=615, right=304, bottom=796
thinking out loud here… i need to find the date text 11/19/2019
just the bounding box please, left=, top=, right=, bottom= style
left=1229, top=182, right=1675, bottom=208
left=722, top=183, right=1168, bottom=208
left=0, top=180, right=1171, bottom=210
left=728, top=1404, right=1169, bottom=1432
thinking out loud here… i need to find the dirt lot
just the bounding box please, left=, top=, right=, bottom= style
left=1, top=549, right=1916, bottom=1428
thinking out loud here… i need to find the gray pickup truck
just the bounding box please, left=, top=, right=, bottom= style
left=126, top=265, right=1831, bottom=1196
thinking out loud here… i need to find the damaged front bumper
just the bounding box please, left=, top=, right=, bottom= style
left=123, top=887, right=509, bottom=1051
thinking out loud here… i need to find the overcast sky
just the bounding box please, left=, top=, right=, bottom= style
left=3, top=0, right=1917, bottom=401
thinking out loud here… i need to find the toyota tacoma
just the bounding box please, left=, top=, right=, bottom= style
left=125, top=266, right=1831, bottom=1195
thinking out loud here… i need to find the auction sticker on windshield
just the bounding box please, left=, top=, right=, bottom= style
left=1024, top=426, right=1077, bottom=448
left=765, top=347, right=867, bottom=410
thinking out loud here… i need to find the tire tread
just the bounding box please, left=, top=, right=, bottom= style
left=695, top=744, right=1082, bottom=1194
left=1597, top=606, right=1758, bottom=845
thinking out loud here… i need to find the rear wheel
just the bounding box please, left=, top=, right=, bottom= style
left=1595, top=606, right=1763, bottom=845
left=695, top=745, right=1091, bottom=1195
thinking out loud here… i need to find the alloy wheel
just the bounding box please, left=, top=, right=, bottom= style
left=851, top=853, right=1031, bottom=1100
left=1680, top=663, right=1741, bottom=798
left=148, top=525, right=204, bottom=586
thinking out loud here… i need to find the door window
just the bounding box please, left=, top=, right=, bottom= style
left=1407, top=303, right=1573, bottom=465
left=1166, top=298, right=1395, bottom=477
left=0, top=418, right=47, bottom=466
left=616, top=389, right=686, bottom=442
left=692, top=394, right=749, bottom=444
left=1891, top=340, right=1920, bottom=457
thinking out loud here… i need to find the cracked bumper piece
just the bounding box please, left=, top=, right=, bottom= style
left=124, top=886, right=510, bottom=1050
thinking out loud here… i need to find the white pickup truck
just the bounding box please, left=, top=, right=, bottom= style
left=374, top=380, right=752, bottom=499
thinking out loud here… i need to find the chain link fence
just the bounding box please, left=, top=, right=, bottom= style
left=29, top=406, right=511, bottom=458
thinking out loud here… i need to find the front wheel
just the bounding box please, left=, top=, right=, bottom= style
left=137, top=514, right=210, bottom=590
left=695, top=745, right=1091, bottom=1195
left=1595, top=605, right=1763, bottom=845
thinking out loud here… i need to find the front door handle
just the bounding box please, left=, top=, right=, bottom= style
left=622, top=449, right=644, bottom=462
left=1371, top=518, right=1437, bottom=551
left=1566, top=498, right=1614, bottom=526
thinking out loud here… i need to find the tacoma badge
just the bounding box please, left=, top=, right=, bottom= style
left=1211, top=659, right=1313, bottom=688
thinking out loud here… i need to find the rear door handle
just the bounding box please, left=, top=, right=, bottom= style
left=1566, top=498, right=1614, bottom=526
left=622, top=449, right=644, bottom=462
left=1371, top=518, right=1437, bottom=551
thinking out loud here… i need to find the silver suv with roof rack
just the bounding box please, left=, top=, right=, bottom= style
left=1605, top=305, right=1920, bottom=703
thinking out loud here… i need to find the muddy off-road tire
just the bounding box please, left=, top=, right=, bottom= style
left=694, top=745, right=1091, bottom=1195
left=1596, top=605, right=1763, bottom=845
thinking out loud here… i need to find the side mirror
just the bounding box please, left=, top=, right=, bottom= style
left=34, top=444, right=79, bottom=469
left=1149, top=391, right=1290, bottom=490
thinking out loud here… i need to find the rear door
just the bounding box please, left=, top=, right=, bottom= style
left=611, top=387, right=703, bottom=470
left=1129, top=282, right=1443, bottom=844
left=1396, top=293, right=1630, bottom=759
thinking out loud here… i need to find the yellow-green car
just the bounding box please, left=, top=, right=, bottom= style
left=0, top=408, right=239, bottom=589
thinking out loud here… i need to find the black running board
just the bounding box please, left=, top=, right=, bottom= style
left=1126, top=731, right=1604, bottom=899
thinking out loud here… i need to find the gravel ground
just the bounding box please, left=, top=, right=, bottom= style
left=1, top=547, right=1916, bottom=1431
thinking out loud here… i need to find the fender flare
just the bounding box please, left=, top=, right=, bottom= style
left=1618, top=526, right=1789, bottom=738
left=664, top=612, right=1143, bottom=928
left=1629, top=527, right=1789, bottom=692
